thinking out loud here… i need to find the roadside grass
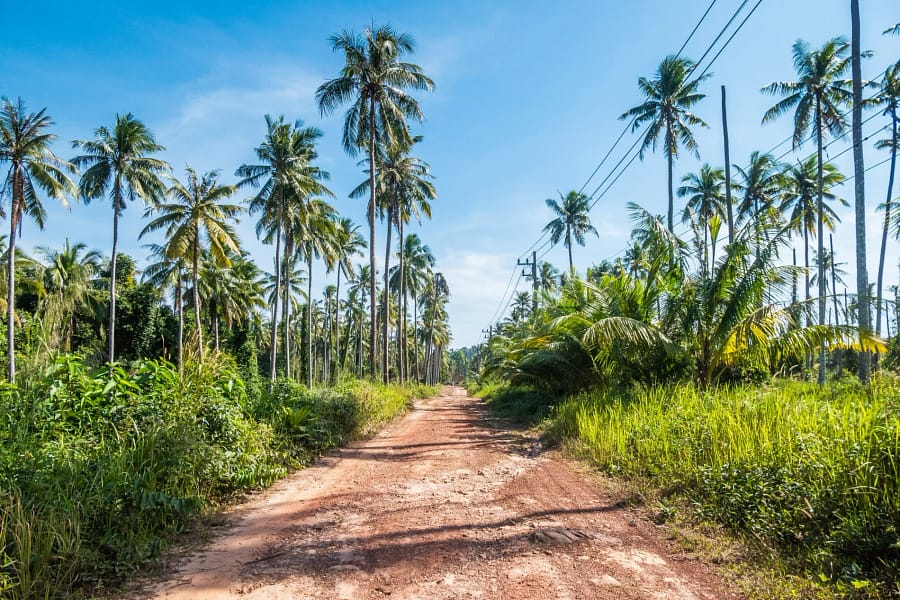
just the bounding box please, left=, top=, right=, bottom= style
left=481, top=378, right=900, bottom=597
left=468, top=380, right=555, bottom=427
left=0, top=355, right=433, bottom=599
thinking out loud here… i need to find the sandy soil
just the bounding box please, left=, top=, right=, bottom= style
left=140, top=386, right=740, bottom=599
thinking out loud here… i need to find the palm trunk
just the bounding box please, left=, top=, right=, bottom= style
left=413, top=293, right=420, bottom=382
left=368, top=104, right=378, bottom=379
left=398, top=222, right=406, bottom=383
left=176, top=270, right=183, bottom=376
left=269, top=225, right=281, bottom=389
left=109, top=186, right=121, bottom=364
left=426, top=294, right=436, bottom=385
left=284, top=252, right=291, bottom=380
left=566, top=226, right=574, bottom=275
left=382, top=205, right=393, bottom=384
left=667, top=146, right=674, bottom=232
left=816, top=103, right=827, bottom=385
left=213, top=299, right=220, bottom=352
left=830, top=234, right=842, bottom=374
left=335, top=267, right=342, bottom=378
left=308, top=254, right=313, bottom=388
left=851, top=0, right=871, bottom=382
left=7, top=169, right=22, bottom=383
left=804, top=225, right=811, bottom=376
left=876, top=109, right=897, bottom=344
left=193, top=236, right=203, bottom=363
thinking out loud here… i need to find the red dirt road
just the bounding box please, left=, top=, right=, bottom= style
left=143, top=387, right=739, bottom=599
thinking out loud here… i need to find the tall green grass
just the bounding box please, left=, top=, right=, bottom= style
left=0, top=355, right=431, bottom=598
left=550, top=378, right=899, bottom=588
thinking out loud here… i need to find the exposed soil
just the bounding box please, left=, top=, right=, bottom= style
left=140, top=387, right=741, bottom=599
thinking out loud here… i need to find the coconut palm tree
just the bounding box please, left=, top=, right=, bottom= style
left=537, top=261, right=561, bottom=296
left=236, top=116, right=331, bottom=384
left=621, top=56, right=710, bottom=231
left=72, top=113, right=168, bottom=364
left=733, top=151, right=784, bottom=244
left=333, top=217, right=366, bottom=377
left=543, top=191, right=598, bottom=274
left=679, top=164, right=726, bottom=276
left=140, top=167, right=241, bottom=363
left=762, top=37, right=854, bottom=384
left=780, top=157, right=846, bottom=337
left=36, top=239, right=102, bottom=352
left=316, top=24, right=434, bottom=378
left=873, top=63, right=900, bottom=342
left=0, top=98, right=77, bottom=381
left=390, top=233, right=434, bottom=380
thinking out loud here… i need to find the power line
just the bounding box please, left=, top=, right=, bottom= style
left=695, top=0, right=764, bottom=80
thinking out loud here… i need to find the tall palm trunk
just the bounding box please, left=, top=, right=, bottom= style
left=212, top=298, right=220, bottom=352
left=876, top=107, right=897, bottom=343
left=368, top=104, right=378, bottom=379
left=722, top=86, right=735, bottom=245
left=830, top=234, right=843, bottom=374
left=804, top=224, right=811, bottom=375
left=335, top=267, right=342, bottom=378
left=307, top=254, right=314, bottom=387
left=398, top=221, right=407, bottom=382
left=269, top=225, right=281, bottom=388
left=109, top=183, right=122, bottom=364
left=851, top=0, right=871, bottom=382
left=7, top=168, right=23, bottom=382
left=413, top=293, right=420, bottom=382
left=382, top=205, right=393, bottom=384
left=566, top=225, right=573, bottom=274
left=193, top=236, right=204, bottom=363
left=176, top=269, right=183, bottom=376
left=816, top=102, right=827, bottom=385
left=666, top=123, right=674, bottom=232
left=283, top=244, right=292, bottom=380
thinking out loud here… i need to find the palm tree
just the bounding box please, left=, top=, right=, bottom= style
left=333, top=217, right=366, bottom=377
left=0, top=98, right=77, bottom=381
left=72, top=113, right=168, bottom=363
left=236, top=116, right=331, bottom=384
left=423, top=272, right=449, bottom=385
left=543, top=190, right=598, bottom=274
left=36, top=240, right=102, bottom=352
left=678, top=164, right=725, bottom=276
left=780, top=157, right=846, bottom=339
left=733, top=151, right=784, bottom=242
left=537, top=261, right=561, bottom=296
left=762, top=37, right=853, bottom=384
left=143, top=243, right=186, bottom=373
left=885, top=23, right=900, bottom=36
left=390, top=233, right=434, bottom=380
left=316, top=24, right=434, bottom=378
left=621, top=56, right=710, bottom=231
left=873, top=63, right=900, bottom=342
left=140, top=167, right=241, bottom=363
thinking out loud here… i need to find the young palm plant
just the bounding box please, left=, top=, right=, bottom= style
left=0, top=98, right=77, bottom=381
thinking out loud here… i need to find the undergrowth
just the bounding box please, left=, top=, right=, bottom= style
left=543, top=377, right=900, bottom=596
left=0, top=355, right=432, bottom=598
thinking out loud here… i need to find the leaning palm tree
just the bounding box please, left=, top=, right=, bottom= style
left=0, top=98, right=77, bottom=381
left=873, top=62, right=900, bottom=342
left=72, top=113, right=168, bottom=363
left=762, top=37, right=854, bottom=384
left=36, top=239, right=102, bottom=352
left=236, top=116, right=331, bottom=384
left=316, top=24, right=434, bottom=378
left=679, top=164, right=726, bottom=276
left=140, top=167, right=241, bottom=363
left=621, top=56, right=710, bottom=231
left=543, top=190, right=598, bottom=274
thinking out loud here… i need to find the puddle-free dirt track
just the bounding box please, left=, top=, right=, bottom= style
left=143, top=387, right=740, bottom=599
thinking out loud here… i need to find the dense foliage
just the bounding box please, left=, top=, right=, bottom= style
left=0, top=355, right=432, bottom=598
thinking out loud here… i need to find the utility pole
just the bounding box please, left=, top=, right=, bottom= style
left=518, top=251, right=538, bottom=314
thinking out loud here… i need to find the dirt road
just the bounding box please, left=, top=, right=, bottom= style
left=144, top=387, right=738, bottom=599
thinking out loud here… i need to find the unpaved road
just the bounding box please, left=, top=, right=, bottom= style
left=144, top=387, right=739, bottom=599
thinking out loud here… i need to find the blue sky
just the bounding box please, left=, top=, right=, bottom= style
left=2, top=0, right=898, bottom=347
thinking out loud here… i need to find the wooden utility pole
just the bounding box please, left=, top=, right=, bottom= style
left=722, top=86, right=734, bottom=245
